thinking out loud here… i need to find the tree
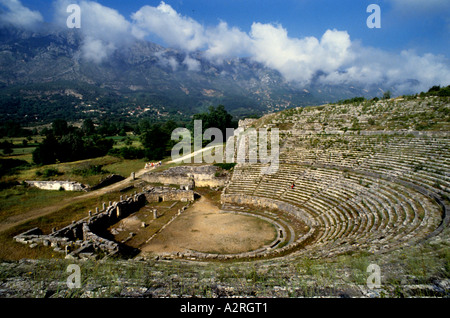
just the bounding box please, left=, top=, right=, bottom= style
left=97, top=121, right=119, bottom=136
left=32, top=134, right=59, bottom=165
left=383, top=90, right=391, bottom=100
left=32, top=129, right=114, bottom=165
left=190, top=105, right=235, bottom=136
left=438, top=86, right=450, bottom=97
left=141, top=124, right=171, bottom=160
left=52, top=119, right=69, bottom=137
left=428, top=85, right=440, bottom=93
left=0, top=140, right=13, bottom=155
left=82, top=118, right=95, bottom=136
left=0, top=121, right=33, bottom=138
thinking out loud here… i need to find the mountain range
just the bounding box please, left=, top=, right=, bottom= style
left=0, top=25, right=386, bottom=125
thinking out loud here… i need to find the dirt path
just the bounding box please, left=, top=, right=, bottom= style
left=168, top=144, right=223, bottom=163
left=0, top=166, right=150, bottom=234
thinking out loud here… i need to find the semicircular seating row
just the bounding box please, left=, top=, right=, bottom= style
left=224, top=134, right=448, bottom=257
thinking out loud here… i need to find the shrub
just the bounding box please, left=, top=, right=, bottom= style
left=0, top=158, right=29, bottom=177
left=108, top=147, right=145, bottom=159
left=72, top=165, right=108, bottom=177
left=438, top=86, right=450, bottom=96
left=40, top=168, right=63, bottom=178
left=214, top=163, right=236, bottom=171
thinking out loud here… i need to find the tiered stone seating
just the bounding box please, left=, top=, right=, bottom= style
left=225, top=163, right=265, bottom=195
left=224, top=137, right=446, bottom=257
left=223, top=98, right=449, bottom=258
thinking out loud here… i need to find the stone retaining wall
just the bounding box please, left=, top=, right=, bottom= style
left=25, top=180, right=88, bottom=191
left=172, top=228, right=315, bottom=261
left=144, top=186, right=194, bottom=202
left=142, top=165, right=226, bottom=188
left=221, top=193, right=318, bottom=227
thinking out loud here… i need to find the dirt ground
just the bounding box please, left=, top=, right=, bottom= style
left=141, top=196, right=276, bottom=255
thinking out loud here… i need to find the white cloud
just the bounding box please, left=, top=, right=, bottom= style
left=4, top=0, right=447, bottom=93
left=81, top=36, right=116, bottom=64
left=53, top=0, right=134, bottom=63
left=155, top=52, right=179, bottom=71
left=123, top=1, right=450, bottom=91
left=131, top=1, right=206, bottom=52
left=79, top=1, right=133, bottom=62
left=183, top=55, right=201, bottom=71
left=0, top=0, right=43, bottom=29
left=393, top=50, right=450, bottom=92
left=131, top=3, right=251, bottom=62
left=249, top=23, right=353, bottom=84
left=318, top=45, right=450, bottom=94
left=203, top=21, right=252, bottom=61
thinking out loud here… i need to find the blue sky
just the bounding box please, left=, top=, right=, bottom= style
left=2, top=0, right=450, bottom=93
left=18, top=0, right=449, bottom=55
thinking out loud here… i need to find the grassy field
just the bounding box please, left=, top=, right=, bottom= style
left=3, top=155, right=147, bottom=186
left=108, top=134, right=142, bottom=149
left=0, top=186, right=81, bottom=225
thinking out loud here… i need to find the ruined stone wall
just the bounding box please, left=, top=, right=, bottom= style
left=25, top=180, right=88, bottom=191
left=144, top=187, right=194, bottom=202
left=14, top=193, right=147, bottom=259
left=238, top=118, right=257, bottom=129
left=13, top=187, right=198, bottom=259
left=141, top=165, right=226, bottom=188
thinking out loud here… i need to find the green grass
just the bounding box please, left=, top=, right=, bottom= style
left=103, top=158, right=147, bottom=177
left=5, top=155, right=149, bottom=187
left=10, top=147, right=35, bottom=156
left=0, top=186, right=81, bottom=224
left=1, top=152, right=33, bottom=164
